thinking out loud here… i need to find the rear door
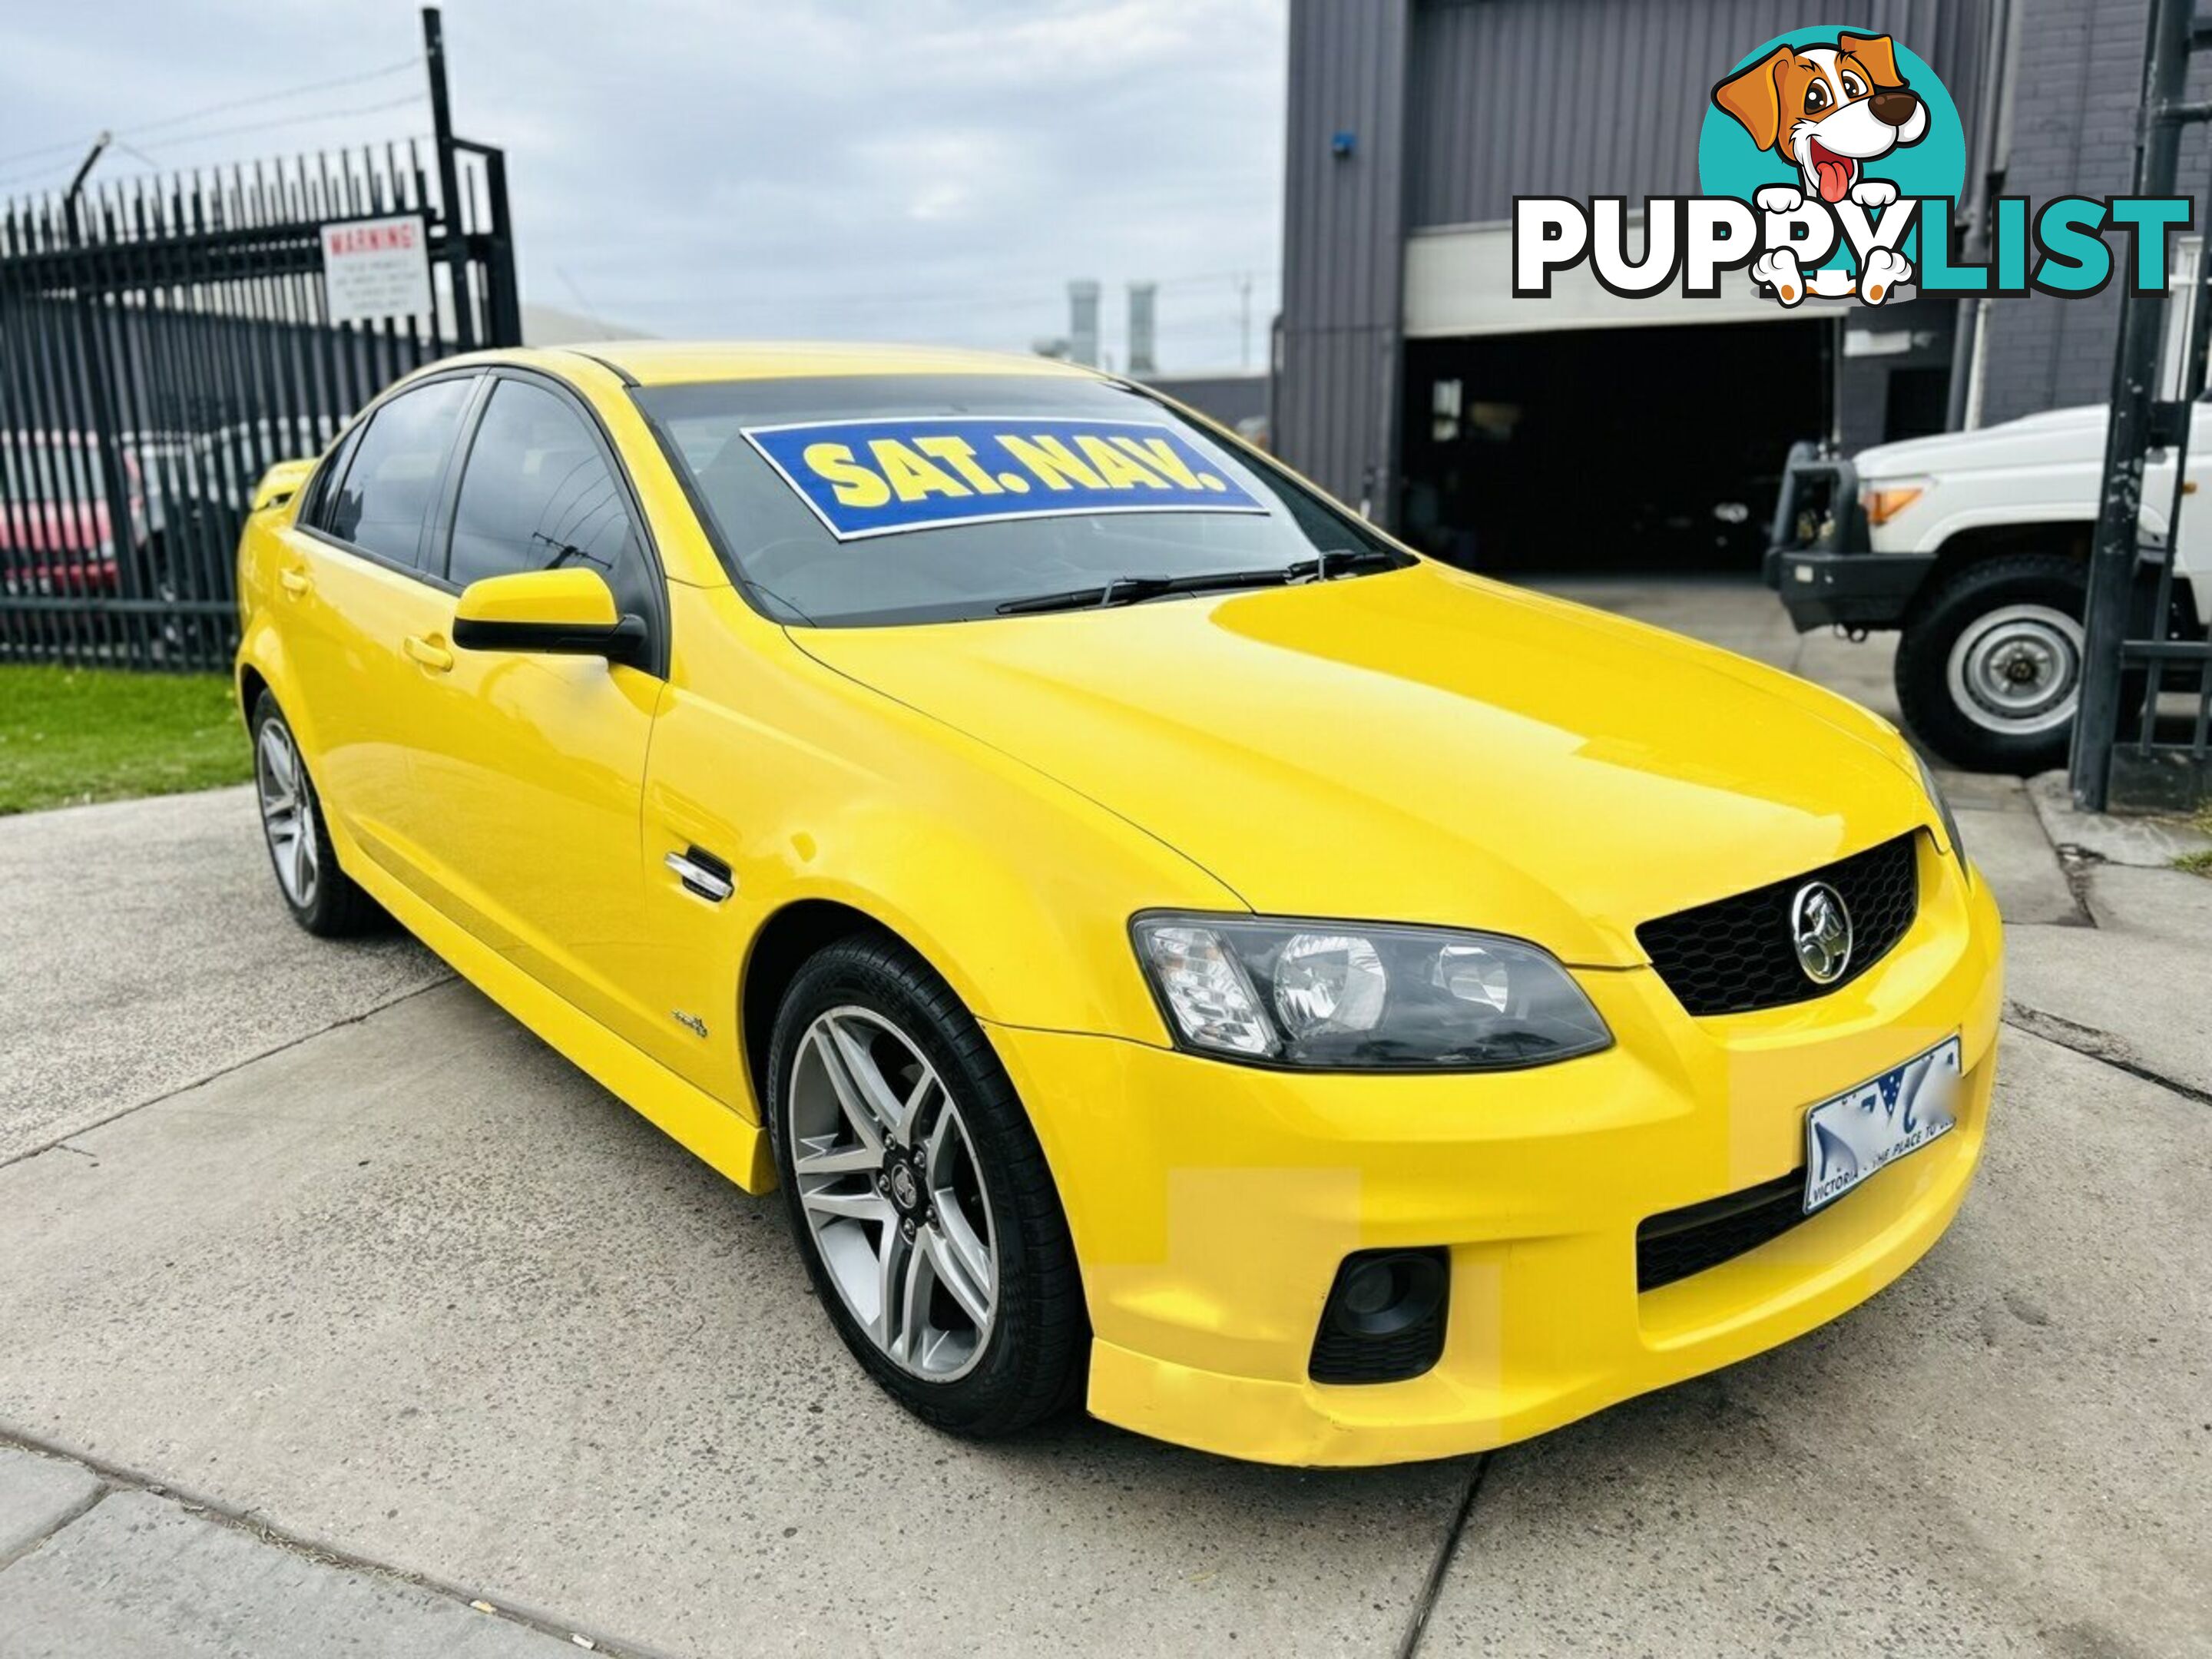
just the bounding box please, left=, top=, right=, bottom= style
left=276, top=373, right=479, bottom=881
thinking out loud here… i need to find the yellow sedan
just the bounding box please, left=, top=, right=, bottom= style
left=234, top=343, right=2001, bottom=1465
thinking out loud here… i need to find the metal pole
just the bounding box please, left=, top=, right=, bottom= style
left=2071, top=0, right=2193, bottom=809
left=1946, top=0, right=2015, bottom=432
left=65, top=134, right=111, bottom=204
left=1943, top=297, right=1983, bottom=435
left=478, top=144, right=522, bottom=346
left=1265, top=311, right=1282, bottom=450
left=65, top=134, right=143, bottom=655
left=1824, top=314, right=1842, bottom=447
left=422, top=7, right=475, bottom=353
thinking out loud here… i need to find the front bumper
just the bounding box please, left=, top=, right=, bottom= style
left=1773, top=548, right=1936, bottom=633
left=1764, top=442, right=1932, bottom=633
left=990, top=836, right=2002, bottom=1466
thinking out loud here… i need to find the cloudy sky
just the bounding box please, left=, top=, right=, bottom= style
left=0, top=0, right=1287, bottom=373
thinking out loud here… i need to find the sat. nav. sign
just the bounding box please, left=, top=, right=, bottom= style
left=742, top=416, right=1264, bottom=540
left=320, top=214, right=432, bottom=326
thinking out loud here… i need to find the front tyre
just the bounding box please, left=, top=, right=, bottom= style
left=1895, top=552, right=2087, bottom=773
left=767, top=932, right=1086, bottom=1437
left=250, top=690, right=380, bottom=937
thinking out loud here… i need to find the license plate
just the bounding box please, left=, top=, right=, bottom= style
left=1803, top=1036, right=1962, bottom=1214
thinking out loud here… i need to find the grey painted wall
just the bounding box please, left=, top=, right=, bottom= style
left=1978, top=0, right=2212, bottom=425
left=1404, top=0, right=1999, bottom=230
left=1274, top=0, right=1412, bottom=513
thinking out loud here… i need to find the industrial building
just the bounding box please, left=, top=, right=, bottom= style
left=1273, top=0, right=2206, bottom=574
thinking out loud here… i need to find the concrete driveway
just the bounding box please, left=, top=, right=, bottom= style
left=2, top=582, right=2207, bottom=1657
left=0, top=786, right=447, bottom=1161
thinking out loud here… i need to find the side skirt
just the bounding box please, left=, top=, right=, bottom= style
left=333, top=819, right=776, bottom=1195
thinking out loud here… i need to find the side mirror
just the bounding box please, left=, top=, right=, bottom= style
left=251, top=458, right=317, bottom=513
left=451, top=569, right=648, bottom=667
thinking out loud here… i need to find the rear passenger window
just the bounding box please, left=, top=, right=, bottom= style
left=446, top=378, right=652, bottom=621
left=302, top=426, right=363, bottom=534
left=323, top=377, right=473, bottom=566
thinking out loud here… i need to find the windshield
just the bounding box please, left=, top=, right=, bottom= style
left=632, top=374, right=1409, bottom=626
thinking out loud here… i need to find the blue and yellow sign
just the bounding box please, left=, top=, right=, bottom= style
left=742, top=416, right=1266, bottom=541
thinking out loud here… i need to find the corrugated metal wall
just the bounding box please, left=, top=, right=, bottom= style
left=1273, top=0, right=1412, bottom=512
left=1405, top=0, right=2001, bottom=228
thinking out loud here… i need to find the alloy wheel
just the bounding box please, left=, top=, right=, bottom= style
left=255, top=719, right=319, bottom=909
left=786, top=1006, right=998, bottom=1381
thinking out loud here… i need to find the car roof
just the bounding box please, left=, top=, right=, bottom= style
left=455, top=340, right=1108, bottom=389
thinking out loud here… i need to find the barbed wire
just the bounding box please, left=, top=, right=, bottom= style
left=0, top=55, right=423, bottom=187
left=0, top=96, right=428, bottom=196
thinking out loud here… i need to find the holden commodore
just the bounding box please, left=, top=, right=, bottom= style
left=234, top=343, right=2001, bottom=1465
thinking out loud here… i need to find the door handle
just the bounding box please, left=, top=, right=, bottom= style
left=664, top=848, right=736, bottom=903
left=403, top=634, right=454, bottom=673
left=279, top=568, right=310, bottom=596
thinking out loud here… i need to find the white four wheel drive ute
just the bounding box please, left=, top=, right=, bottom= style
left=1767, top=406, right=2212, bottom=773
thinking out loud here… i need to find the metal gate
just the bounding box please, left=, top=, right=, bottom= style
left=0, top=11, right=516, bottom=673
left=2072, top=0, right=2212, bottom=810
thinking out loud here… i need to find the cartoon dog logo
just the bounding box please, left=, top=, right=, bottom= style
left=1712, top=32, right=1928, bottom=305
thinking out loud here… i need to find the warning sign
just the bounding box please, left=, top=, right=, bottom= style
left=320, top=214, right=432, bottom=326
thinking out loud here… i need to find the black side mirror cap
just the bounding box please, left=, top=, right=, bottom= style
left=451, top=612, right=650, bottom=668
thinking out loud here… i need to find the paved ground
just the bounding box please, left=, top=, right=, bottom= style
left=0, top=787, right=448, bottom=1161
left=1, top=579, right=2207, bottom=1657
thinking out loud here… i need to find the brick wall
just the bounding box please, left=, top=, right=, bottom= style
left=1979, top=0, right=2212, bottom=424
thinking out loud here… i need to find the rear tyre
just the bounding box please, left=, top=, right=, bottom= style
left=250, top=690, right=380, bottom=938
left=1895, top=553, right=2086, bottom=773
left=767, top=932, right=1086, bottom=1438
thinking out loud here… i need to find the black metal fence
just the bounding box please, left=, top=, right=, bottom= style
left=2072, top=0, right=2212, bottom=810
left=0, top=18, right=516, bottom=673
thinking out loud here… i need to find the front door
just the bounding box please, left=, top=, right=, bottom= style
left=393, top=371, right=672, bottom=1057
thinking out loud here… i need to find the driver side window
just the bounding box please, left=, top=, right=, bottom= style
left=446, top=378, right=654, bottom=624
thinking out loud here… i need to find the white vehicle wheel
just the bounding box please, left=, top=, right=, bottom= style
left=1944, top=601, right=2085, bottom=737
left=1896, top=552, right=2091, bottom=773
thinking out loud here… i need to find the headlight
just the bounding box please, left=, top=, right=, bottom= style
left=1131, top=913, right=1612, bottom=1071
left=1915, top=751, right=1969, bottom=873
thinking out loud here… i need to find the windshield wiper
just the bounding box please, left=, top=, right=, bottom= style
left=995, top=548, right=1402, bottom=617
left=1286, top=547, right=1401, bottom=583
left=995, top=575, right=1179, bottom=615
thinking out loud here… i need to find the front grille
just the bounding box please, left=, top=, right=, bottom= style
left=1637, top=833, right=1919, bottom=1016
left=1636, top=1170, right=1809, bottom=1292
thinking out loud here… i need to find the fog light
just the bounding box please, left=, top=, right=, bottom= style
left=1310, top=1247, right=1449, bottom=1383
left=1339, top=1258, right=1403, bottom=1320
